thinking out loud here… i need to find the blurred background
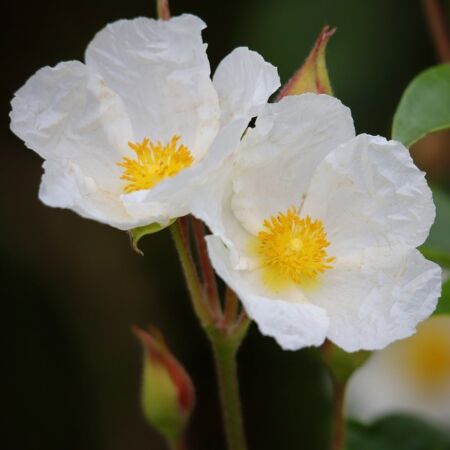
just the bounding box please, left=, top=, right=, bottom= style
left=1, top=1, right=450, bottom=449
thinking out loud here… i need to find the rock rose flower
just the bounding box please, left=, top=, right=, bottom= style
left=346, top=316, right=450, bottom=428
left=10, top=14, right=279, bottom=230
left=193, top=93, right=441, bottom=352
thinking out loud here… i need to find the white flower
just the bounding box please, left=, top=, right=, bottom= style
left=192, top=93, right=441, bottom=352
left=10, top=14, right=280, bottom=230
left=346, top=316, right=450, bottom=428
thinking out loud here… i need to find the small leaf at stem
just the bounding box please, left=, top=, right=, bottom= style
left=128, top=220, right=175, bottom=255
left=392, top=63, right=450, bottom=147
left=276, top=26, right=336, bottom=100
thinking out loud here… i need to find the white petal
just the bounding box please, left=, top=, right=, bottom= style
left=85, top=14, right=220, bottom=159
left=10, top=61, right=133, bottom=192
left=213, top=47, right=280, bottom=127
left=230, top=94, right=355, bottom=235
left=123, top=119, right=248, bottom=226
left=39, top=160, right=141, bottom=230
left=308, top=248, right=441, bottom=352
left=346, top=317, right=450, bottom=427
left=189, top=124, right=256, bottom=270
left=206, top=235, right=329, bottom=350
left=302, top=134, right=436, bottom=255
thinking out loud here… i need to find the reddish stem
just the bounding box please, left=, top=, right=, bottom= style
left=223, top=288, right=239, bottom=328
left=331, top=381, right=346, bottom=450
left=421, top=0, right=450, bottom=62
left=191, top=217, right=222, bottom=320
left=157, top=0, right=171, bottom=20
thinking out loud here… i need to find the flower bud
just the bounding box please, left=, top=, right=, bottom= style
left=277, top=26, right=335, bottom=100
left=133, top=326, right=195, bottom=444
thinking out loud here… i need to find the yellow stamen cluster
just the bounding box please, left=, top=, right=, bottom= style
left=257, top=207, right=334, bottom=285
left=117, top=135, right=193, bottom=194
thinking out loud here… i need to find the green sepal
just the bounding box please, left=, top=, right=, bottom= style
left=128, top=219, right=176, bottom=255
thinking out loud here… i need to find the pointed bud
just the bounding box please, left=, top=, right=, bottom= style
left=134, top=326, right=195, bottom=444
left=277, top=26, right=336, bottom=100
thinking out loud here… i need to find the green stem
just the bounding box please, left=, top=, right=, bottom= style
left=209, top=332, right=248, bottom=450
left=171, top=218, right=249, bottom=450
left=170, top=220, right=211, bottom=327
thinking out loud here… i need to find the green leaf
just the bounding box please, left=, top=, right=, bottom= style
left=347, top=415, right=450, bottom=450
left=392, top=64, right=450, bottom=147
left=426, top=186, right=450, bottom=255
left=434, top=278, right=450, bottom=316
left=419, top=246, right=450, bottom=268
left=128, top=220, right=175, bottom=255
left=420, top=186, right=450, bottom=269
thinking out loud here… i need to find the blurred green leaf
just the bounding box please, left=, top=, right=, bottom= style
left=419, top=247, right=450, bottom=268
left=392, top=64, right=450, bottom=147
left=434, top=279, right=450, bottom=316
left=420, top=186, right=450, bottom=268
left=347, top=415, right=450, bottom=450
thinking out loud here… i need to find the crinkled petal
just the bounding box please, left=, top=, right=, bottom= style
left=302, top=134, right=436, bottom=256
left=189, top=124, right=256, bottom=270
left=123, top=118, right=248, bottom=226
left=213, top=47, right=280, bottom=127
left=39, top=160, right=143, bottom=230
left=308, top=248, right=441, bottom=352
left=10, top=61, right=133, bottom=192
left=85, top=14, right=220, bottom=159
left=230, top=94, right=355, bottom=235
left=207, top=235, right=329, bottom=350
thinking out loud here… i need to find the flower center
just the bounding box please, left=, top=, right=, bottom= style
left=257, top=207, right=334, bottom=286
left=117, top=135, right=193, bottom=193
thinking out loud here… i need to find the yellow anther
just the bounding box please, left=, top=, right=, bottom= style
left=117, top=135, right=193, bottom=193
left=257, top=207, right=334, bottom=286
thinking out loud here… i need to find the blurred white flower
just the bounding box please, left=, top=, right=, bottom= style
left=193, top=93, right=441, bottom=351
left=346, top=315, right=450, bottom=428
left=10, top=15, right=279, bottom=230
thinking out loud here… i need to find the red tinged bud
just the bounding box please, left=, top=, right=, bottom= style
left=277, top=26, right=336, bottom=100
left=133, top=326, right=195, bottom=445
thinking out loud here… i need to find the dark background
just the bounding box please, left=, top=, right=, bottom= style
left=1, top=1, right=449, bottom=449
